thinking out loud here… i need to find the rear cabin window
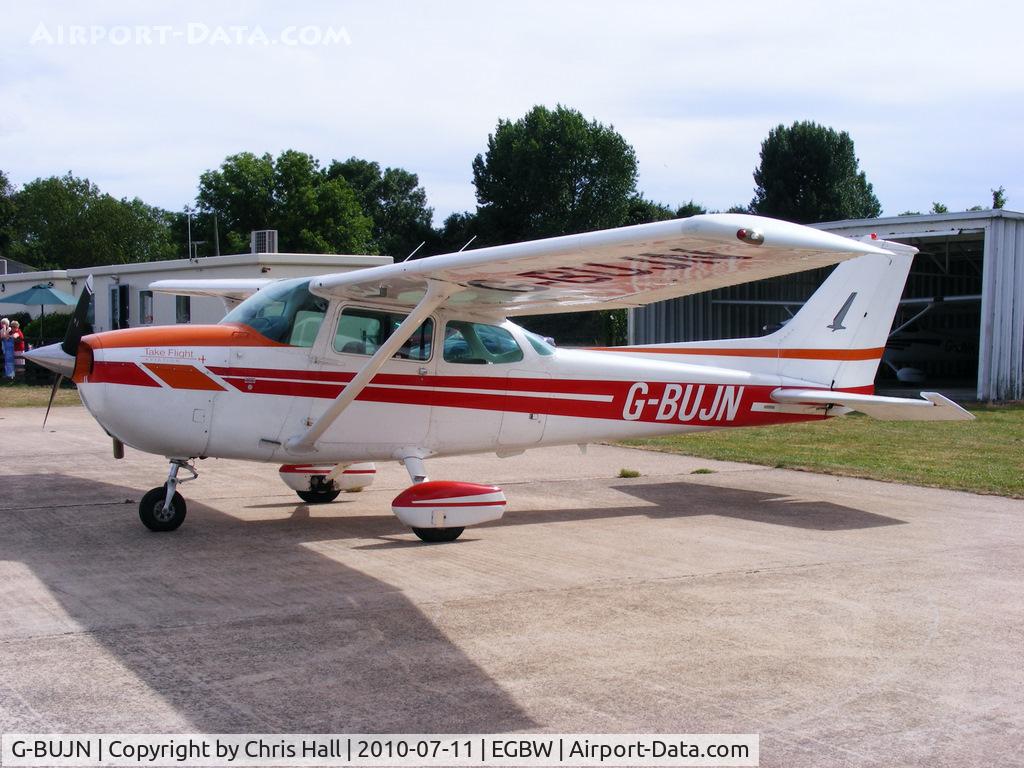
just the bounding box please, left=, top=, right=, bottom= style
left=222, top=278, right=328, bottom=347
left=443, top=321, right=524, bottom=364
left=523, top=329, right=556, bottom=356
left=334, top=308, right=433, bottom=361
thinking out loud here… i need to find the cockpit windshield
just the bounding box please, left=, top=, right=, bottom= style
left=221, top=278, right=328, bottom=347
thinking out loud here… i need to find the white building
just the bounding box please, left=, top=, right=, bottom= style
left=1, top=245, right=391, bottom=332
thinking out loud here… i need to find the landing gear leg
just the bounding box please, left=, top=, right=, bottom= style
left=402, top=455, right=429, bottom=484
left=138, top=459, right=197, bottom=532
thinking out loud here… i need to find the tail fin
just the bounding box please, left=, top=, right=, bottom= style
left=611, top=239, right=916, bottom=390
left=770, top=240, right=915, bottom=389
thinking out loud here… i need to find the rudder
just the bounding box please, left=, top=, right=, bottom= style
left=771, top=241, right=914, bottom=390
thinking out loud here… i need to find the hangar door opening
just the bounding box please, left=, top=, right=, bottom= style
left=880, top=234, right=981, bottom=397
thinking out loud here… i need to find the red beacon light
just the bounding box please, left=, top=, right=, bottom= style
left=870, top=233, right=878, bottom=239
left=736, top=228, right=765, bottom=245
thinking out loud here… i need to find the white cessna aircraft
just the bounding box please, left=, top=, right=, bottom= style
left=27, top=214, right=971, bottom=541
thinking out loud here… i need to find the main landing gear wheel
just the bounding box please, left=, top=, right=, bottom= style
left=412, top=526, right=465, bottom=543
left=296, top=488, right=341, bottom=504
left=139, top=485, right=187, bottom=532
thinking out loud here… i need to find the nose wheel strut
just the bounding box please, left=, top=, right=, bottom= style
left=138, top=459, right=198, bottom=532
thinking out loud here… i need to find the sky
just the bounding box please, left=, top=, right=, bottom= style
left=2, top=0, right=1023, bottom=226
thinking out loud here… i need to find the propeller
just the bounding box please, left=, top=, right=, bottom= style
left=40, top=276, right=94, bottom=428
left=62, top=275, right=94, bottom=357
left=42, top=370, right=61, bottom=428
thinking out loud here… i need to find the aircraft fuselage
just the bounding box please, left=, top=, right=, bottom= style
left=74, top=308, right=832, bottom=465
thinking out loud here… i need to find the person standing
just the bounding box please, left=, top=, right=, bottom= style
left=10, top=320, right=26, bottom=379
left=1, top=318, right=13, bottom=381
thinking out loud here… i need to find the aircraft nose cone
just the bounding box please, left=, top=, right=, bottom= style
left=24, top=342, right=76, bottom=377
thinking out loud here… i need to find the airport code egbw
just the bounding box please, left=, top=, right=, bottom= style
left=2, top=733, right=759, bottom=766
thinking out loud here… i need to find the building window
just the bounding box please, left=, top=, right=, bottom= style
left=175, top=295, right=191, bottom=324
left=139, top=290, right=153, bottom=325
left=110, top=285, right=130, bottom=330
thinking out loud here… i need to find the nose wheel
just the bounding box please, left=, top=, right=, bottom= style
left=139, top=486, right=187, bottom=531
left=139, top=459, right=197, bottom=532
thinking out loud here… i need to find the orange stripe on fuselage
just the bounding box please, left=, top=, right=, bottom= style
left=143, top=363, right=226, bottom=391
left=83, top=323, right=285, bottom=350
left=591, top=346, right=885, bottom=361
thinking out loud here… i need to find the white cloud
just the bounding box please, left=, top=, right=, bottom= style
left=1, top=0, right=1022, bottom=223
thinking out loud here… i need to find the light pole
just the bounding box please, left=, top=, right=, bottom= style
left=185, top=206, right=193, bottom=259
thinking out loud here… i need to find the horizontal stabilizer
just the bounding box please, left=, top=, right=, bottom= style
left=771, top=389, right=974, bottom=421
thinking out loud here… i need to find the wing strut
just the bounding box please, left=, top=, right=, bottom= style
left=285, top=279, right=461, bottom=454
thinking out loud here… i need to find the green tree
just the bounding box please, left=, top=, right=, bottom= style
left=469, top=105, right=639, bottom=346
left=9, top=173, right=176, bottom=269
left=992, top=186, right=1007, bottom=209
left=676, top=200, right=707, bottom=218
left=625, top=194, right=675, bottom=225
left=750, top=121, right=881, bottom=223
left=327, top=158, right=434, bottom=257
left=197, top=151, right=373, bottom=254
left=433, top=211, right=480, bottom=255
left=472, top=104, right=638, bottom=244
left=0, top=170, right=15, bottom=257
left=166, top=209, right=220, bottom=259
left=196, top=152, right=275, bottom=252
left=930, top=202, right=949, bottom=214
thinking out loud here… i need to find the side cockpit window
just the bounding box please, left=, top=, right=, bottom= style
left=443, top=321, right=523, bottom=364
left=334, top=308, right=433, bottom=361
left=222, top=278, right=328, bottom=347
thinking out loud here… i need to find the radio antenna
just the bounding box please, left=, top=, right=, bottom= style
left=458, top=235, right=477, bottom=252
left=400, top=241, right=426, bottom=263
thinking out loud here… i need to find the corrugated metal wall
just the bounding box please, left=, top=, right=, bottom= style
left=629, top=268, right=826, bottom=345
left=979, top=217, right=1024, bottom=401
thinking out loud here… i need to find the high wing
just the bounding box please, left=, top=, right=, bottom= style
left=309, top=214, right=892, bottom=316
left=150, top=278, right=274, bottom=309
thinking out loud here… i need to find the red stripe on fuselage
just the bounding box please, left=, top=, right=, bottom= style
left=207, top=366, right=621, bottom=396
left=217, top=375, right=828, bottom=427
left=87, top=361, right=160, bottom=387
left=87, top=361, right=873, bottom=427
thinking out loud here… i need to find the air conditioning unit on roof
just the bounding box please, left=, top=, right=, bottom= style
left=250, top=229, right=279, bottom=254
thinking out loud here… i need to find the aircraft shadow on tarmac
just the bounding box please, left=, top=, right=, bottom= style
left=0, top=474, right=537, bottom=734
left=607, top=481, right=905, bottom=531
left=351, top=479, right=904, bottom=552
left=468, top=479, right=902, bottom=534
left=0, top=474, right=901, bottom=733
left=339, top=479, right=901, bottom=548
